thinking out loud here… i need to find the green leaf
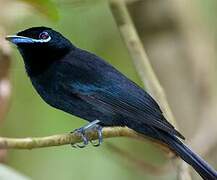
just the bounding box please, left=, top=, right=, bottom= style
left=20, top=0, right=59, bottom=21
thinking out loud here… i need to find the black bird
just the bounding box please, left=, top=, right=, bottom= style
left=6, top=27, right=217, bottom=180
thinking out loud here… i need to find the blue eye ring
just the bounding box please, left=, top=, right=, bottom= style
left=39, top=31, right=50, bottom=40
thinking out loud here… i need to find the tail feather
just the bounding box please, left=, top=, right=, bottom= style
left=128, top=124, right=217, bottom=179
left=161, top=132, right=217, bottom=180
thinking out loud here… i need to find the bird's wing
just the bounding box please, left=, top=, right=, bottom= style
left=66, top=82, right=184, bottom=139
left=58, top=55, right=184, bottom=139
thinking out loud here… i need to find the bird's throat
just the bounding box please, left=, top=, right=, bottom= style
left=19, top=46, right=71, bottom=77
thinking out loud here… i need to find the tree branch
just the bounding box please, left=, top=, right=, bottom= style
left=0, top=127, right=144, bottom=149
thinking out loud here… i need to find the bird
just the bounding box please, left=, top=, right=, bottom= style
left=6, top=26, right=217, bottom=180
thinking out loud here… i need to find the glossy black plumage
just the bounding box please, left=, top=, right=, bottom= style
left=7, top=27, right=217, bottom=180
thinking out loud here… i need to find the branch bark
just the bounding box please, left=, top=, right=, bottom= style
left=0, top=127, right=156, bottom=149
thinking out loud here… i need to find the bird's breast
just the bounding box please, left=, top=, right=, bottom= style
left=30, top=69, right=59, bottom=105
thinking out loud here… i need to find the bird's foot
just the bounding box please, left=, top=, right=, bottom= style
left=71, top=120, right=103, bottom=148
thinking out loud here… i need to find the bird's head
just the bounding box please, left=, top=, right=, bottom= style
left=6, top=27, right=74, bottom=76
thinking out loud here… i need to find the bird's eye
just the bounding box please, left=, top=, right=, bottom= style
left=39, top=32, right=50, bottom=40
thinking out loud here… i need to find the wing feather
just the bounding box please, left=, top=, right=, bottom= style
left=58, top=53, right=184, bottom=139
left=71, top=83, right=184, bottom=139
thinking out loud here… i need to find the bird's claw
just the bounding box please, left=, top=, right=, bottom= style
left=90, top=126, right=103, bottom=147
left=71, top=128, right=89, bottom=148
left=70, top=120, right=103, bottom=148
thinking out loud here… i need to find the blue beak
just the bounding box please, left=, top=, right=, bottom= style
left=6, top=35, right=36, bottom=44
left=6, top=35, right=51, bottom=44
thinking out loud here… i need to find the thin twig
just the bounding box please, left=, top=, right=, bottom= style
left=109, top=0, right=177, bottom=127
left=109, top=1, right=191, bottom=179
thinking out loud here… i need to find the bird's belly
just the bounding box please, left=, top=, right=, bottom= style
left=52, top=93, right=120, bottom=126
left=31, top=76, right=125, bottom=126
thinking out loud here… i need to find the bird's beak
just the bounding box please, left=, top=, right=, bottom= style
left=6, top=35, right=51, bottom=45
left=6, top=35, right=36, bottom=44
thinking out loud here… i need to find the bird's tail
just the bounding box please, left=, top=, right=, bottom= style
left=128, top=123, right=217, bottom=179
left=160, top=132, right=217, bottom=180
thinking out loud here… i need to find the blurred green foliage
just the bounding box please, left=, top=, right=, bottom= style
left=1, top=0, right=171, bottom=180
left=20, top=0, right=59, bottom=21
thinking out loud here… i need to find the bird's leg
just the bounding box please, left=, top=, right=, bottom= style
left=71, top=120, right=103, bottom=148
left=89, top=125, right=103, bottom=147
